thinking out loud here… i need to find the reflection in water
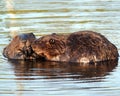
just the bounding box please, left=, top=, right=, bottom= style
left=10, top=60, right=118, bottom=81
left=5, top=0, right=19, bottom=37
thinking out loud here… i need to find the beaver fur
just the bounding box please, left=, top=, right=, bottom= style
left=3, top=33, right=39, bottom=59
left=32, top=31, right=118, bottom=63
left=3, top=31, right=119, bottom=63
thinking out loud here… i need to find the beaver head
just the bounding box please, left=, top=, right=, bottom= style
left=3, top=33, right=36, bottom=59
left=32, top=33, right=67, bottom=61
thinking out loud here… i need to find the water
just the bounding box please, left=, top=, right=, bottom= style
left=0, top=0, right=120, bottom=96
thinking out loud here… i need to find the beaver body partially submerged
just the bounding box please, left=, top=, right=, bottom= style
left=3, top=31, right=119, bottom=63
left=3, top=33, right=39, bottom=59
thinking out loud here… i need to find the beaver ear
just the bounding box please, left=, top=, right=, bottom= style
left=49, top=39, right=55, bottom=44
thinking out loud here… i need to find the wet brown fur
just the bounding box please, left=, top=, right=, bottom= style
left=32, top=33, right=67, bottom=60
left=66, top=31, right=118, bottom=63
left=3, top=33, right=37, bottom=59
left=31, top=31, right=118, bottom=63
left=3, top=31, right=119, bottom=63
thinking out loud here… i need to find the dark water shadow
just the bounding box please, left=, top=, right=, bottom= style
left=9, top=60, right=118, bottom=81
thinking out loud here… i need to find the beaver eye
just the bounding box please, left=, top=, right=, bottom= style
left=49, top=39, right=55, bottom=44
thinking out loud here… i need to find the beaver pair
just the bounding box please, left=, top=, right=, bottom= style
left=3, top=31, right=119, bottom=63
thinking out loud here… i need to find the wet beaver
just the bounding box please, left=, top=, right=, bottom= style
left=32, top=31, right=118, bottom=63
left=3, top=31, right=119, bottom=63
left=3, top=33, right=39, bottom=59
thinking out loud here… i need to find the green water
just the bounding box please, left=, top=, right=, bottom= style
left=0, top=0, right=120, bottom=96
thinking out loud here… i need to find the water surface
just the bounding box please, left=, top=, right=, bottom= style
left=0, top=0, right=120, bottom=96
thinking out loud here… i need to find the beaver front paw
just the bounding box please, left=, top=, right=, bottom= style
left=18, top=45, right=34, bottom=60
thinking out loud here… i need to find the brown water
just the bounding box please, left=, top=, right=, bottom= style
left=0, top=0, right=120, bottom=96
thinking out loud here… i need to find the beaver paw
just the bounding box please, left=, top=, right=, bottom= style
left=18, top=45, right=34, bottom=59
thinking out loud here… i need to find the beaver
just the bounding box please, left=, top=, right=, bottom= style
left=3, top=31, right=119, bottom=63
left=3, top=33, right=39, bottom=60
left=31, top=31, right=119, bottom=63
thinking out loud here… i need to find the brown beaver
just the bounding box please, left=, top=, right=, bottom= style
left=3, top=33, right=39, bottom=59
left=3, top=31, right=119, bottom=63
left=31, top=31, right=118, bottom=63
